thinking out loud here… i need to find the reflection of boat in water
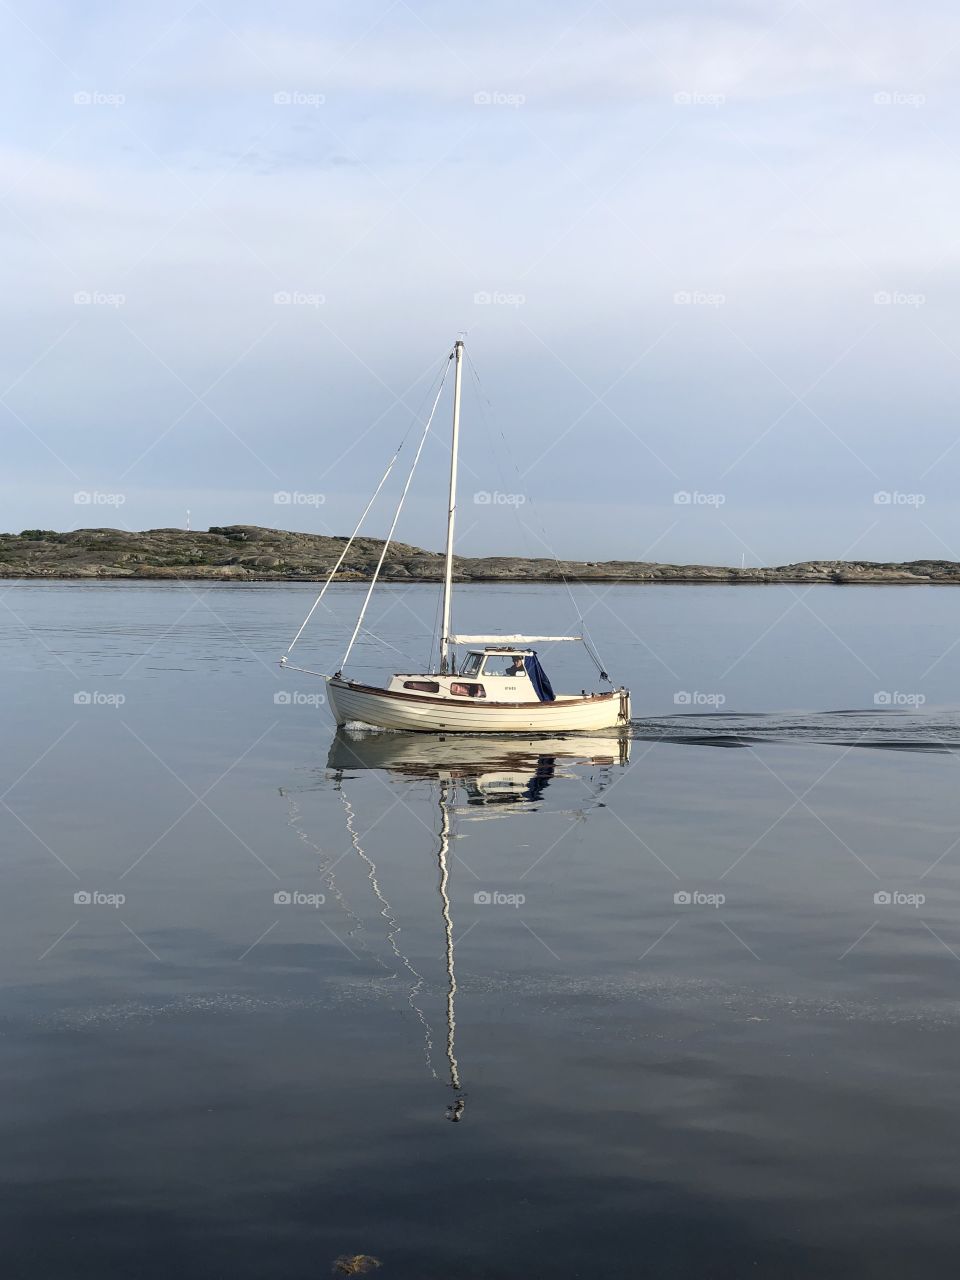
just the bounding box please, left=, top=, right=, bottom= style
left=320, top=729, right=630, bottom=1120
left=327, top=729, right=631, bottom=811
left=323, top=748, right=467, bottom=1119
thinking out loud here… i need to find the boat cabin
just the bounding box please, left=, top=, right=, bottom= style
left=386, top=647, right=544, bottom=704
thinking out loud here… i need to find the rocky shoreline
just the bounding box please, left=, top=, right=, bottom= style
left=3, top=526, right=959, bottom=584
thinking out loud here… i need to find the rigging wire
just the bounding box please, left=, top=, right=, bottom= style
left=339, top=782, right=438, bottom=1080
left=465, top=352, right=615, bottom=683
left=336, top=360, right=451, bottom=676
left=281, top=457, right=402, bottom=662
left=281, top=352, right=449, bottom=665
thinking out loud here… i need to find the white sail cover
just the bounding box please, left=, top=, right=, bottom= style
left=449, top=634, right=582, bottom=644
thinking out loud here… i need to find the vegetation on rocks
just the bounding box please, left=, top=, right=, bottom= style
left=2, top=526, right=959, bottom=584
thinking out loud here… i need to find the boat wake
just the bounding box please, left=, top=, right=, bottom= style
left=631, top=708, right=960, bottom=752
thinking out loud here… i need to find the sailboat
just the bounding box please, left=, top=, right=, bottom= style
left=282, top=338, right=631, bottom=733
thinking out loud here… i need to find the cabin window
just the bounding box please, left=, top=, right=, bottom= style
left=403, top=680, right=440, bottom=692
left=450, top=682, right=486, bottom=698
left=484, top=654, right=527, bottom=676
left=459, top=653, right=482, bottom=676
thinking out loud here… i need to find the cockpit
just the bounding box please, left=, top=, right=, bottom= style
left=459, top=649, right=533, bottom=678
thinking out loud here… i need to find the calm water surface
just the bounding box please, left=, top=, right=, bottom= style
left=2, top=581, right=960, bottom=1277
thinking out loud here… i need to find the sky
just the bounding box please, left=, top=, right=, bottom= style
left=2, top=0, right=960, bottom=565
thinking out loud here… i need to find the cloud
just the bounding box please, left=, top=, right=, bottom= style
left=132, top=4, right=960, bottom=106
left=2, top=0, right=960, bottom=561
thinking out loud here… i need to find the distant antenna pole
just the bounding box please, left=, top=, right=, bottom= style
left=740, top=552, right=744, bottom=569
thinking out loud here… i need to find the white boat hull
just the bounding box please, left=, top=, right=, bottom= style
left=326, top=678, right=631, bottom=733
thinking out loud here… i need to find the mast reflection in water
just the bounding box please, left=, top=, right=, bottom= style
left=324, top=729, right=632, bottom=1121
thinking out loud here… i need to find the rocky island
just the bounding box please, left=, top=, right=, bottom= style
left=2, top=526, right=959, bottom=584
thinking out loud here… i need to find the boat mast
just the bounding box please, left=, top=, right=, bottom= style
left=439, top=338, right=464, bottom=674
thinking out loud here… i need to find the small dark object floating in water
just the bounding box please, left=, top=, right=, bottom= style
left=333, top=1256, right=381, bottom=1276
